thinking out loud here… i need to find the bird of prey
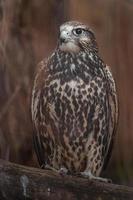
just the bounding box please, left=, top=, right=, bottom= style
left=31, top=21, right=118, bottom=182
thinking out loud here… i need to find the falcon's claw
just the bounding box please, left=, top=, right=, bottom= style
left=40, top=164, right=45, bottom=169
left=106, top=178, right=112, bottom=183
left=44, top=164, right=58, bottom=173
left=80, top=171, right=112, bottom=183
left=58, top=167, right=68, bottom=176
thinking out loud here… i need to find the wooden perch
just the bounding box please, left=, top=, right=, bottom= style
left=0, top=159, right=133, bottom=200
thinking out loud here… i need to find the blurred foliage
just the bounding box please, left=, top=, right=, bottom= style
left=0, top=0, right=133, bottom=185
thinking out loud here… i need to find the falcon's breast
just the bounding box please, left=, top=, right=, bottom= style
left=32, top=49, right=118, bottom=175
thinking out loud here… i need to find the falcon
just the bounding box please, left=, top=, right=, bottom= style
left=31, top=21, right=118, bottom=182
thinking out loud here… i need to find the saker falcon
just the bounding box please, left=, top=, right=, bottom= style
left=31, top=21, right=118, bottom=182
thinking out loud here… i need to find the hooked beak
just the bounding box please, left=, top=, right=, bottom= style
left=59, top=30, right=70, bottom=44
left=60, top=36, right=67, bottom=44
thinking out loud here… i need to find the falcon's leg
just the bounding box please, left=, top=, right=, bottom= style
left=80, top=171, right=112, bottom=183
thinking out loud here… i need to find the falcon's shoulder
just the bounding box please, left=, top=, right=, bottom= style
left=33, top=59, right=48, bottom=92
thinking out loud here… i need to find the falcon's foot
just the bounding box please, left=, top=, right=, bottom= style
left=44, top=164, right=59, bottom=173
left=80, top=171, right=112, bottom=183
left=44, top=164, right=68, bottom=176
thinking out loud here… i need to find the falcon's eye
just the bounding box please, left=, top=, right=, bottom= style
left=73, top=28, right=83, bottom=36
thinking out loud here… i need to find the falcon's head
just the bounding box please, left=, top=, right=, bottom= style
left=58, top=21, right=98, bottom=53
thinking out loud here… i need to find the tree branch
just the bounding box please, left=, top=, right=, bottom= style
left=0, top=159, right=132, bottom=200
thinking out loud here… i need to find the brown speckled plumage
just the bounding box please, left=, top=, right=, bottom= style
left=31, top=21, right=118, bottom=178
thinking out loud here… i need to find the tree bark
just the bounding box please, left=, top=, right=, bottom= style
left=0, top=159, right=132, bottom=200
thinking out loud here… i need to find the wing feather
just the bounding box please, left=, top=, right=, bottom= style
left=103, top=65, right=118, bottom=170
left=31, top=60, right=48, bottom=168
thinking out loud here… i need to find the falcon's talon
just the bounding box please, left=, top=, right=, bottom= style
left=58, top=167, right=68, bottom=176
left=44, top=165, right=68, bottom=176
left=107, top=178, right=112, bottom=183
left=45, top=164, right=58, bottom=173
left=40, top=164, right=45, bottom=169
left=80, top=171, right=110, bottom=183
